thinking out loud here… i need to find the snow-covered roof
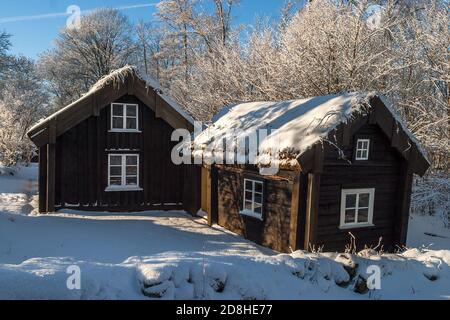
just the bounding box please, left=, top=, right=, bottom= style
left=29, top=65, right=194, bottom=135
left=88, top=65, right=195, bottom=125
left=194, top=92, right=429, bottom=166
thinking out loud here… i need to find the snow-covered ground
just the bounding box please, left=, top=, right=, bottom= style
left=0, top=165, right=449, bottom=300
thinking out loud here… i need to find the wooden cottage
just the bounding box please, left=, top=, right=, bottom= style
left=28, top=69, right=430, bottom=253
left=27, top=66, right=200, bottom=214
left=194, top=93, right=430, bottom=253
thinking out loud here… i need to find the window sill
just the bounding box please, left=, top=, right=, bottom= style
left=108, top=130, right=141, bottom=133
left=105, top=186, right=143, bottom=192
left=339, top=223, right=374, bottom=230
left=239, top=210, right=263, bottom=221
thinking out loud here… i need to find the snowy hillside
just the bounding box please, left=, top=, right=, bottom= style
left=0, top=165, right=449, bottom=300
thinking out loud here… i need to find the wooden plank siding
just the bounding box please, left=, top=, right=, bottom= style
left=216, top=166, right=295, bottom=252
left=53, top=94, right=187, bottom=212
left=38, top=146, right=47, bottom=213
left=315, top=123, right=405, bottom=252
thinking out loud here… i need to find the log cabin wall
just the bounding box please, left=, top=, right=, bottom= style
left=53, top=94, right=186, bottom=211
left=216, top=166, right=295, bottom=252
left=316, top=123, right=405, bottom=252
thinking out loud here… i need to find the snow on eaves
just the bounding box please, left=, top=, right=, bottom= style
left=29, top=65, right=194, bottom=134
left=193, top=92, right=429, bottom=165
left=89, top=65, right=195, bottom=125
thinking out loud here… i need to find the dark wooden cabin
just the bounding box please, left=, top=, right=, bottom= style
left=27, top=66, right=200, bottom=214
left=196, top=94, right=430, bottom=253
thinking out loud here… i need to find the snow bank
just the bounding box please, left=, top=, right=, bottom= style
left=0, top=258, right=141, bottom=300
left=4, top=248, right=446, bottom=300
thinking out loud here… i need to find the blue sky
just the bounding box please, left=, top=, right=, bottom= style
left=0, top=0, right=285, bottom=59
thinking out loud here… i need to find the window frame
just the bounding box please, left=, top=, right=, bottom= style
left=240, top=178, right=264, bottom=220
left=106, top=154, right=142, bottom=192
left=339, top=188, right=375, bottom=229
left=110, top=103, right=140, bottom=133
left=355, top=139, right=371, bottom=161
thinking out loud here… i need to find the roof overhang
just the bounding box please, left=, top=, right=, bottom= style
left=27, top=69, right=194, bottom=147
left=297, top=95, right=430, bottom=176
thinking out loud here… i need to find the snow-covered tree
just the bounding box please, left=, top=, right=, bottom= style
left=172, top=0, right=448, bottom=170
left=0, top=56, right=49, bottom=166
left=38, top=8, right=136, bottom=108
left=0, top=31, right=12, bottom=89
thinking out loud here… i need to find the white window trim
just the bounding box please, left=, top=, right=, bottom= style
left=240, top=178, right=264, bottom=220
left=106, top=154, right=143, bottom=192
left=110, top=103, right=140, bottom=133
left=355, top=139, right=370, bottom=160
left=339, top=188, right=375, bottom=229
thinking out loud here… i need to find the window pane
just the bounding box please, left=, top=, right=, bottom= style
left=126, top=177, right=138, bottom=186
left=113, top=105, right=123, bottom=116
left=245, top=180, right=252, bottom=191
left=345, top=209, right=356, bottom=224
left=254, top=193, right=262, bottom=204
left=245, top=191, right=252, bottom=201
left=113, top=117, right=123, bottom=129
left=109, top=177, right=122, bottom=186
left=126, top=105, right=137, bottom=117
left=244, top=201, right=252, bottom=211
left=359, top=193, right=370, bottom=208
left=254, top=204, right=262, bottom=215
left=126, top=118, right=137, bottom=130
left=345, top=194, right=357, bottom=208
left=126, top=166, right=137, bottom=176
left=110, top=156, right=122, bottom=166
left=126, top=156, right=138, bottom=165
left=358, top=208, right=369, bottom=223
left=255, top=182, right=263, bottom=193
left=110, top=166, right=122, bottom=176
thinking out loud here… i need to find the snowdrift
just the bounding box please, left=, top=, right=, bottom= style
left=0, top=248, right=448, bottom=300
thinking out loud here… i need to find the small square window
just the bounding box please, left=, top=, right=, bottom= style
left=355, top=139, right=370, bottom=160
left=110, top=103, right=139, bottom=132
left=107, top=154, right=141, bottom=191
left=340, top=189, right=375, bottom=228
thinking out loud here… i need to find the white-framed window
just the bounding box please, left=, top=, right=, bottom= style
left=106, top=154, right=142, bottom=192
left=110, top=103, right=139, bottom=132
left=241, top=179, right=264, bottom=220
left=355, top=139, right=370, bottom=160
left=340, top=188, right=375, bottom=229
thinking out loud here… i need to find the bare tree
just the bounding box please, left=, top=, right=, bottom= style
left=38, top=8, right=136, bottom=108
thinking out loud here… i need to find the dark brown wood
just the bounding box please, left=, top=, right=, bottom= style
left=50, top=94, right=189, bottom=212
left=183, top=165, right=202, bottom=216
left=46, top=142, right=56, bottom=212
left=304, top=173, right=320, bottom=250
left=203, top=165, right=219, bottom=226
left=38, top=146, right=47, bottom=213
left=289, top=171, right=301, bottom=251
left=316, top=123, right=404, bottom=252
left=216, top=166, right=293, bottom=252
left=28, top=71, right=193, bottom=147
left=394, top=158, right=414, bottom=246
